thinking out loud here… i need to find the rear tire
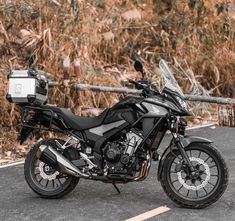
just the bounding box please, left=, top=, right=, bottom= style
left=24, top=139, right=79, bottom=199
left=160, top=143, right=228, bottom=208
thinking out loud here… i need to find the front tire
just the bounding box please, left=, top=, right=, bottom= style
left=160, top=143, right=228, bottom=208
left=24, top=139, right=79, bottom=199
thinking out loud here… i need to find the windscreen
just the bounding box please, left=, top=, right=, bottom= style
left=159, top=59, right=184, bottom=97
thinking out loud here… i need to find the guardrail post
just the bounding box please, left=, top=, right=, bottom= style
left=63, top=56, right=70, bottom=108
left=73, top=58, right=81, bottom=114
left=218, top=105, right=235, bottom=127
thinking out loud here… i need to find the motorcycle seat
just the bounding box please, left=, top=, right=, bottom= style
left=42, top=105, right=109, bottom=130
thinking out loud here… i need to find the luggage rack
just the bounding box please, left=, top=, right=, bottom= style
left=19, top=105, right=66, bottom=134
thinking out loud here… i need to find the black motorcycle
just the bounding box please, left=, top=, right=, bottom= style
left=13, top=60, right=228, bottom=208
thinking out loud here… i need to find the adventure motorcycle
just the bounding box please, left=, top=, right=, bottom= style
left=9, top=60, right=228, bottom=208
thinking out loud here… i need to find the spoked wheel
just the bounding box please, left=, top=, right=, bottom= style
left=160, top=143, right=228, bottom=208
left=24, top=139, right=79, bottom=199
left=32, top=160, right=69, bottom=191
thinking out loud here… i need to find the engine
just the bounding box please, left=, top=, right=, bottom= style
left=103, top=130, right=144, bottom=175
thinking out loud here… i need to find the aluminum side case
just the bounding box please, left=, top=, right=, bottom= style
left=6, top=69, right=48, bottom=105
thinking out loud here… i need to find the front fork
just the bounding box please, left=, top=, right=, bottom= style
left=171, top=132, right=195, bottom=172
left=168, top=116, right=195, bottom=172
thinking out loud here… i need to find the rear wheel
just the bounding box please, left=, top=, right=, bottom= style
left=160, top=143, right=228, bottom=208
left=24, top=139, right=79, bottom=199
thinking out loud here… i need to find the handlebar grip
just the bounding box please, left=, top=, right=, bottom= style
left=128, top=79, right=136, bottom=84
left=128, top=79, right=145, bottom=90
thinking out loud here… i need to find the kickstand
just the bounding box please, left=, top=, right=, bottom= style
left=112, top=182, right=121, bottom=194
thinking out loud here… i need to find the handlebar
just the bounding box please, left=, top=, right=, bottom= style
left=128, top=79, right=144, bottom=90
left=128, top=79, right=159, bottom=97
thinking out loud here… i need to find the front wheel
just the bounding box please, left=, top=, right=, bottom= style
left=160, top=143, right=228, bottom=208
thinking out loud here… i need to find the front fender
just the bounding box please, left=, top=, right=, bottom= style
left=180, top=136, right=212, bottom=147
left=157, top=136, right=212, bottom=180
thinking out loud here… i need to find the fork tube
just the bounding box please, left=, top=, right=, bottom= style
left=172, top=132, right=195, bottom=171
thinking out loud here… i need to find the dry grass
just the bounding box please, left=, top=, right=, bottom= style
left=0, top=0, right=234, bottom=157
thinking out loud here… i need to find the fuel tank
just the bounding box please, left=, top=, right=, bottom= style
left=103, top=96, right=145, bottom=124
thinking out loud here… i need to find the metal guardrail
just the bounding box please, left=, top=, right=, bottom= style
left=184, top=95, right=234, bottom=105
left=48, top=81, right=235, bottom=105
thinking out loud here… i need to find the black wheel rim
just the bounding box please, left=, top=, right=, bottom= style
left=30, top=156, right=70, bottom=192
left=167, top=147, right=221, bottom=201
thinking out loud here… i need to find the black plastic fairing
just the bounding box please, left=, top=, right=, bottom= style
left=142, top=117, right=166, bottom=149
left=142, top=118, right=155, bottom=137
left=104, top=96, right=144, bottom=124
left=144, top=97, right=180, bottom=114
left=161, top=87, right=192, bottom=116
left=121, top=111, right=139, bottom=124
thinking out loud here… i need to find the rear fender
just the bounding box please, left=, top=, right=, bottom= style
left=18, top=125, right=35, bottom=144
left=157, top=136, right=212, bottom=180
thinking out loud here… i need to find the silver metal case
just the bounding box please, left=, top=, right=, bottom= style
left=7, top=70, right=48, bottom=105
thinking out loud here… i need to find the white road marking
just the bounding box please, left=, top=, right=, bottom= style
left=125, top=206, right=170, bottom=221
left=0, top=160, right=25, bottom=169
left=186, top=123, right=216, bottom=131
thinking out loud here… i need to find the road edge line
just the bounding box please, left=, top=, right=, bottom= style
left=0, top=160, right=25, bottom=169
left=186, top=123, right=216, bottom=131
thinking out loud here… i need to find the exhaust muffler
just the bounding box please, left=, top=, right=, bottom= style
left=37, top=145, right=89, bottom=178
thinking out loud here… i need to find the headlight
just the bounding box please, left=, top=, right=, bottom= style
left=176, top=97, right=188, bottom=109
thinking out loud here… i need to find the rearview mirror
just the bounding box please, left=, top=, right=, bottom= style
left=134, top=60, right=143, bottom=72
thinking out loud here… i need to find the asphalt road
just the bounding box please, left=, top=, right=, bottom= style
left=0, top=127, right=234, bottom=221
